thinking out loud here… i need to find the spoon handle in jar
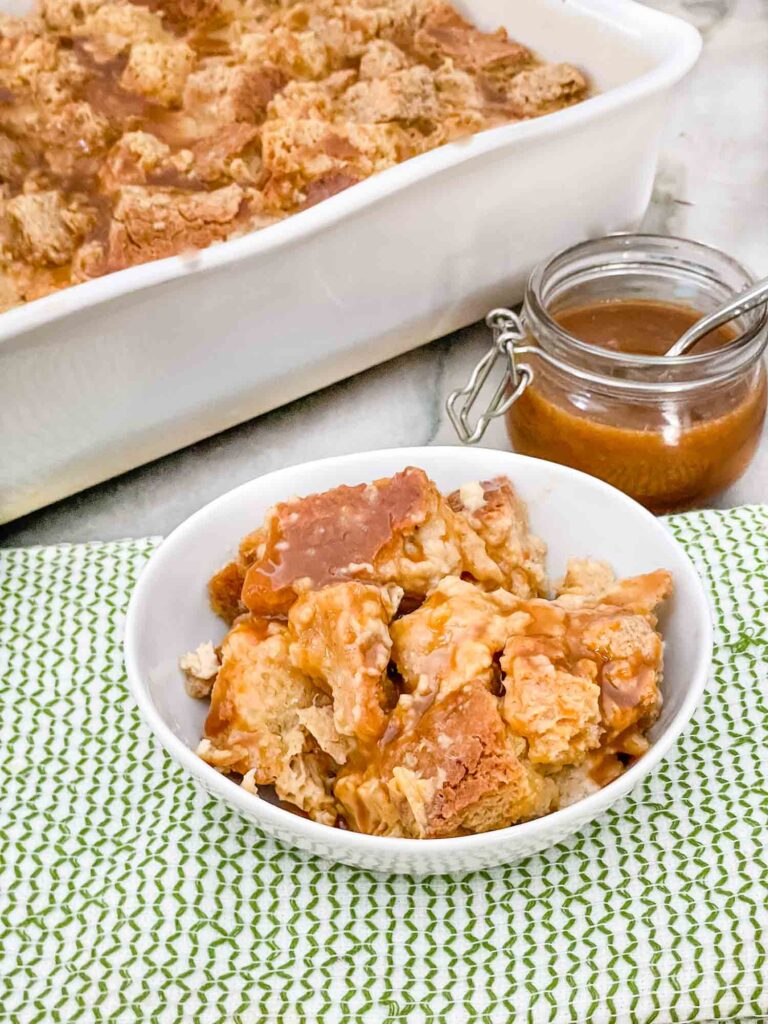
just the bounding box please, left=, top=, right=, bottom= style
left=666, top=276, right=768, bottom=357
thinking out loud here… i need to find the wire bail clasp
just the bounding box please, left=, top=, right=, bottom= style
left=445, top=308, right=533, bottom=444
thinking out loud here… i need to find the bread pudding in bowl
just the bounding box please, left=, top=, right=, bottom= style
left=184, top=466, right=671, bottom=838
left=125, top=448, right=711, bottom=873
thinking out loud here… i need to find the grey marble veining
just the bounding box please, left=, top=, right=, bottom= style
left=1, top=0, right=767, bottom=548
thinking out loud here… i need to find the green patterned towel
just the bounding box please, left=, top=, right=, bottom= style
left=1, top=506, right=767, bottom=1024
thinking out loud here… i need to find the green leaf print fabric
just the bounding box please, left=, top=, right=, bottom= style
left=1, top=506, right=766, bottom=1024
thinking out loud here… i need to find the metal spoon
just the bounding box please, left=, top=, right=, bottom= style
left=665, top=275, right=768, bottom=357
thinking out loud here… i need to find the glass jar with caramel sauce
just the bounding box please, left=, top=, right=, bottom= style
left=448, top=235, right=767, bottom=513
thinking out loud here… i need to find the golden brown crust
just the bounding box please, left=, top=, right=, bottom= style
left=208, top=559, right=247, bottom=623
left=335, top=680, right=557, bottom=837
left=412, top=3, right=532, bottom=77
left=239, top=467, right=502, bottom=616
left=107, top=183, right=246, bottom=269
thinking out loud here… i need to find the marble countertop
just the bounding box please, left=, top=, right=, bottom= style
left=2, top=0, right=767, bottom=548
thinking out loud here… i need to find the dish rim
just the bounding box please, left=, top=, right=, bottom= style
left=124, top=446, right=713, bottom=855
left=0, top=0, right=701, bottom=346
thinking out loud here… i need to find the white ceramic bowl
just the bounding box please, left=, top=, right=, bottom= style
left=124, top=447, right=712, bottom=876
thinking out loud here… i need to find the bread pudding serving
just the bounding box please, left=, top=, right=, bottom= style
left=0, top=0, right=588, bottom=311
left=181, top=468, right=672, bottom=839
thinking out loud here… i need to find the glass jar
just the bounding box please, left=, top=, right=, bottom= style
left=448, top=235, right=767, bottom=513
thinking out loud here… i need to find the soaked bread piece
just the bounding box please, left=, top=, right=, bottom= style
left=80, top=3, right=169, bottom=57
left=339, top=63, right=439, bottom=121
left=4, top=190, right=96, bottom=266
left=501, top=570, right=672, bottom=767
left=266, top=70, right=357, bottom=121
left=120, top=40, right=196, bottom=106
left=358, top=39, right=409, bottom=79
left=335, top=680, right=557, bottom=837
left=191, top=123, right=261, bottom=183
left=388, top=576, right=527, bottom=740
left=183, top=61, right=286, bottom=125
left=599, top=570, right=673, bottom=615
left=260, top=116, right=407, bottom=209
left=39, top=0, right=103, bottom=34
left=179, top=640, right=220, bottom=698
left=288, top=581, right=402, bottom=743
left=501, top=636, right=601, bottom=769
left=506, top=62, right=587, bottom=117
left=557, top=557, right=616, bottom=600
left=240, top=467, right=502, bottom=616
left=152, top=0, right=224, bottom=32
left=412, top=2, right=531, bottom=78
left=107, top=183, right=247, bottom=269
left=577, top=607, right=664, bottom=741
left=207, top=526, right=268, bottom=623
left=448, top=476, right=547, bottom=597
left=197, top=617, right=340, bottom=824
left=100, top=130, right=175, bottom=190
left=556, top=565, right=673, bottom=615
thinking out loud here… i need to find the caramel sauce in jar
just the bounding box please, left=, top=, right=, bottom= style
left=555, top=300, right=735, bottom=357
left=504, top=237, right=768, bottom=513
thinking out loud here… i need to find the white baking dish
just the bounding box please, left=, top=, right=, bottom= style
left=0, top=0, right=701, bottom=523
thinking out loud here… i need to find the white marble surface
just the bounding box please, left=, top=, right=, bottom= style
left=2, top=0, right=767, bottom=548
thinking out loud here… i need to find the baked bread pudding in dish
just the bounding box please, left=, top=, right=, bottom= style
left=182, top=468, right=672, bottom=838
left=0, top=0, right=588, bottom=310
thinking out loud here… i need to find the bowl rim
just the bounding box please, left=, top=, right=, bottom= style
left=124, top=446, right=713, bottom=855
left=0, top=0, right=701, bottom=346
